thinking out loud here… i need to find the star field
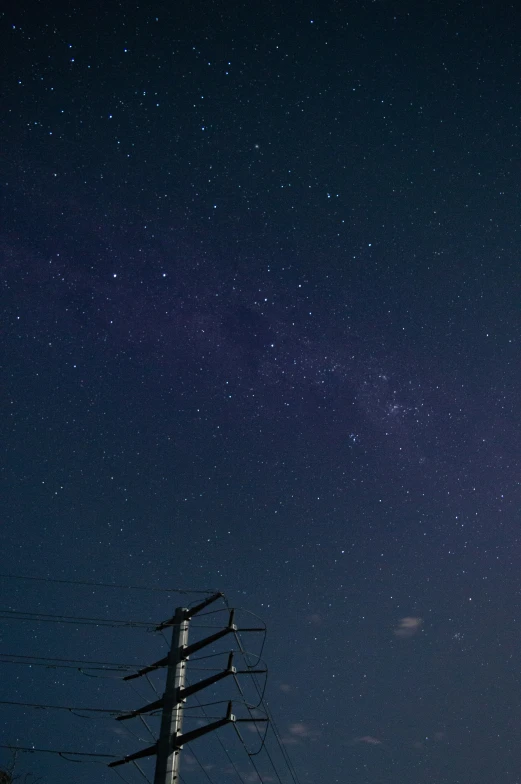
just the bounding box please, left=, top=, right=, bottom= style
left=2, top=0, right=521, bottom=782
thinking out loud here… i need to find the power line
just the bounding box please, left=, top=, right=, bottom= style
left=232, top=675, right=270, bottom=754
left=190, top=689, right=246, bottom=784
left=2, top=594, right=297, bottom=784
left=0, top=652, right=149, bottom=668
left=0, top=654, right=138, bottom=673
left=133, top=760, right=153, bottom=784
left=0, top=699, right=123, bottom=714
left=232, top=675, right=282, bottom=784
left=111, top=765, right=134, bottom=784
left=0, top=744, right=116, bottom=760
left=189, top=745, right=217, bottom=784
left=0, top=609, right=155, bottom=628
left=138, top=714, right=157, bottom=742
left=0, top=658, right=129, bottom=673
left=263, top=709, right=302, bottom=784
left=234, top=629, right=302, bottom=784
left=0, top=573, right=217, bottom=594
left=145, top=673, right=161, bottom=698
left=233, top=724, right=272, bottom=784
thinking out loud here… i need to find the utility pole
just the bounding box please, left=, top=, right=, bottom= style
left=109, top=592, right=267, bottom=784
left=154, top=606, right=188, bottom=784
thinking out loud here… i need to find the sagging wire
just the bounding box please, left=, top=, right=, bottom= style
left=189, top=687, right=246, bottom=784
left=234, top=627, right=301, bottom=784
left=233, top=724, right=273, bottom=784
left=232, top=608, right=267, bottom=668
left=0, top=652, right=145, bottom=669
left=0, top=699, right=124, bottom=718
left=0, top=743, right=116, bottom=761
left=233, top=678, right=271, bottom=756
left=79, top=668, right=130, bottom=680
left=234, top=631, right=302, bottom=784
left=0, top=572, right=217, bottom=594
left=0, top=609, right=155, bottom=628
left=0, top=658, right=130, bottom=676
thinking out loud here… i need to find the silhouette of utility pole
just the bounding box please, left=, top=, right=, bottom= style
left=109, top=592, right=267, bottom=784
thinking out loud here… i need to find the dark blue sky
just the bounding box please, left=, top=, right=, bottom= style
left=2, top=0, right=521, bottom=782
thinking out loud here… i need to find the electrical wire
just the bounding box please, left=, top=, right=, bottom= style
left=231, top=609, right=267, bottom=668
left=0, top=659, right=130, bottom=674
left=111, top=765, right=134, bottom=784
left=190, top=689, right=246, bottom=784
left=233, top=724, right=271, bottom=784
left=195, top=607, right=231, bottom=617
left=232, top=676, right=270, bottom=755
left=233, top=631, right=297, bottom=783
left=138, top=714, right=157, bottom=742
left=129, top=680, right=157, bottom=708
left=232, top=658, right=269, bottom=710
left=0, top=652, right=148, bottom=668
left=184, top=699, right=239, bottom=710
left=0, top=744, right=116, bottom=760
left=234, top=630, right=302, bottom=784
left=159, top=629, right=171, bottom=648
left=0, top=656, right=135, bottom=675
left=189, top=745, right=217, bottom=784
left=133, top=760, right=153, bottom=784
left=264, top=712, right=302, bottom=784
left=0, top=699, right=124, bottom=716
left=186, top=623, right=239, bottom=629
left=145, top=673, right=161, bottom=698
left=160, top=605, right=291, bottom=784
left=0, top=596, right=299, bottom=784
left=120, top=724, right=154, bottom=744
left=0, top=573, right=216, bottom=594
left=0, top=609, right=155, bottom=628
left=189, top=648, right=267, bottom=665
left=231, top=682, right=283, bottom=784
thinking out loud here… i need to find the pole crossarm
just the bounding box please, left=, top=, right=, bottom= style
left=117, top=653, right=237, bottom=720
left=109, top=703, right=238, bottom=768
left=156, top=592, right=224, bottom=630
left=236, top=717, right=269, bottom=722
left=123, top=610, right=237, bottom=682
left=180, top=651, right=236, bottom=699
left=116, top=697, right=163, bottom=721
left=183, top=610, right=237, bottom=657
left=123, top=656, right=168, bottom=681
left=109, top=743, right=158, bottom=767
left=172, top=701, right=235, bottom=748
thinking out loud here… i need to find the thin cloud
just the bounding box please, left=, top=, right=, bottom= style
left=353, top=735, right=383, bottom=746
left=282, top=722, right=320, bottom=745
left=394, top=616, right=423, bottom=638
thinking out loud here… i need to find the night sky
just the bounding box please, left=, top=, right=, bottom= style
left=2, top=0, right=521, bottom=782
